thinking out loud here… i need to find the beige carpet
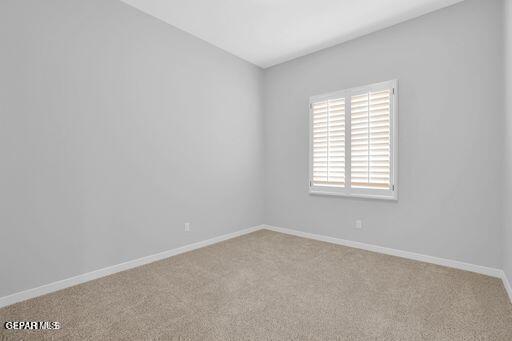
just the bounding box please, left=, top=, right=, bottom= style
left=1, top=229, right=511, bottom=340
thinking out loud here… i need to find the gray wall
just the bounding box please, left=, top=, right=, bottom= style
left=0, top=0, right=263, bottom=297
left=504, top=0, right=512, bottom=286
left=263, top=0, right=504, bottom=268
left=1, top=0, right=508, bottom=299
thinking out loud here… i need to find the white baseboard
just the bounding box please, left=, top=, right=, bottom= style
left=501, top=271, right=512, bottom=303
left=264, top=225, right=512, bottom=304
left=262, top=225, right=503, bottom=278
left=0, top=225, right=263, bottom=309
left=2, top=224, right=510, bottom=309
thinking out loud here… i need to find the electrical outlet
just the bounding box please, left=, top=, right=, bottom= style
left=184, top=222, right=190, bottom=232
left=355, top=220, right=363, bottom=229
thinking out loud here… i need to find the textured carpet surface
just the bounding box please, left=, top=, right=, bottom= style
left=1, top=229, right=512, bottom=340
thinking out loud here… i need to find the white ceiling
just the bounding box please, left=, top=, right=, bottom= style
left=121, top=0, right=464, bottom=68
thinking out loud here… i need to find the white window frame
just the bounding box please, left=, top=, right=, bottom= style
left=309, top=80, right=398, bottom=201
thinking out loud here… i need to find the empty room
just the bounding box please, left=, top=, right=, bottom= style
left=1, top=0, right=512, bottom=339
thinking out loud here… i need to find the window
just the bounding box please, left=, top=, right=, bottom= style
left=309, top=80, right=398, bottom=200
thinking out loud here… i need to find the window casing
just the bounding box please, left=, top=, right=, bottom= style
left=309, top=80, right=398, bottom=200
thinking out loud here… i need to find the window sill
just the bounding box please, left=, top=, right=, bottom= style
left=309, top=189, right=398, bottom=201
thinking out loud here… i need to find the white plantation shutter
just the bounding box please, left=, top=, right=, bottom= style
left=350, top=89, right=391, bottom=190
left=311, top=98, right=345, bottom=188
left=309, top=80, right=397, bottom=199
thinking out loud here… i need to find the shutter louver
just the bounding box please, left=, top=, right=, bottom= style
left=351, top=89, right=391, bottom=189
left=312, top=98, right=345, bottom=187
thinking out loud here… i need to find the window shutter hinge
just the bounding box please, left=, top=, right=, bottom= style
left=392, top=185, right=395, bottom=191
left=309, top=181, right=312, bottom=187
left=392, top=88, right=395, bottom=95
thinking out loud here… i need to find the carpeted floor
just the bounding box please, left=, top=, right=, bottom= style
left=1, top=229, right=512, bottom=340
